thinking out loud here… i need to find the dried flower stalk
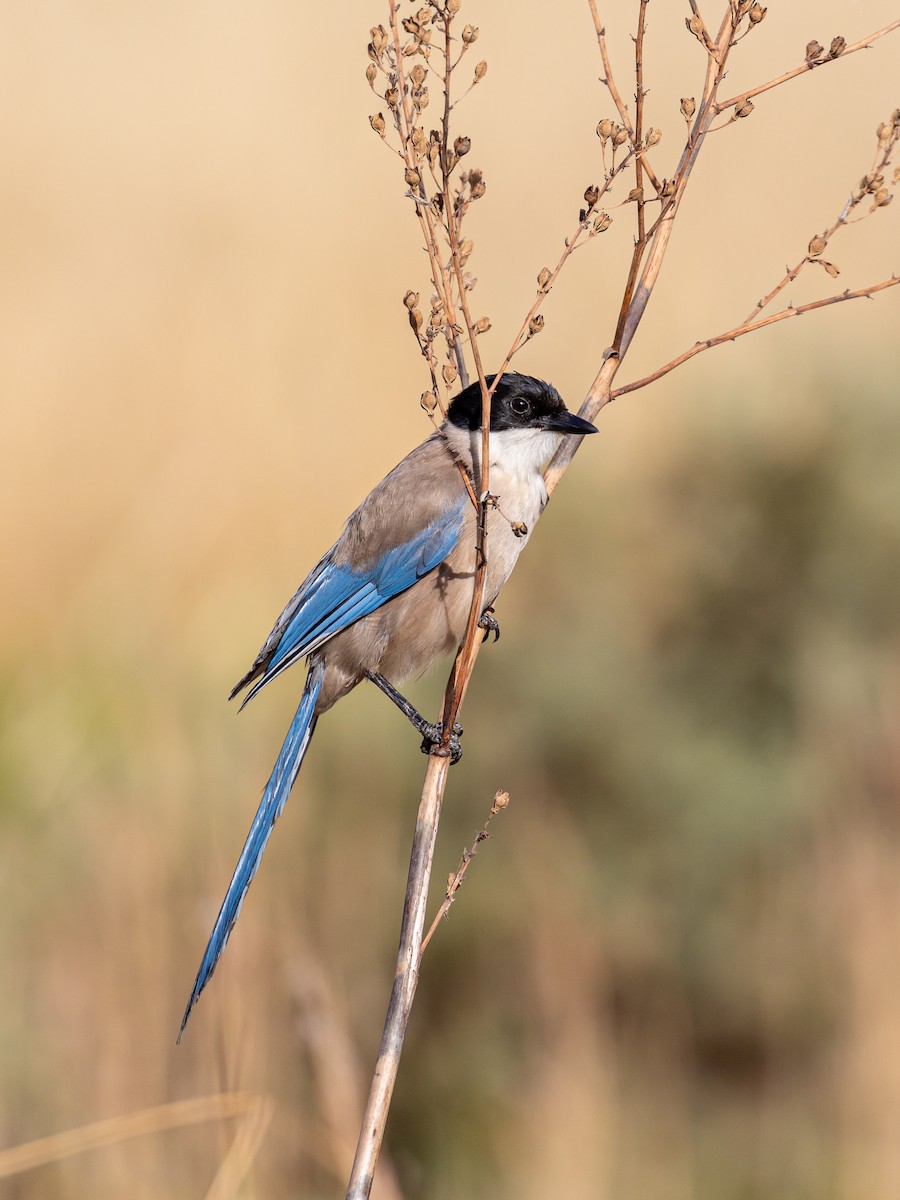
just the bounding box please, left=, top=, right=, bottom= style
left=347, top=6, right=899, bottom=1197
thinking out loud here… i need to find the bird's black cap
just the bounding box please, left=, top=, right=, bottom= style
left=446, top=373, right=598, bottom=436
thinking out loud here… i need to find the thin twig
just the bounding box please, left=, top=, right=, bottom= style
left=633, top=1, right=648, bottom=245
left=492, top=152, right=634, bottom=381
left=612, top=277, right=900, bottom=399
left=716, top=19, right=900, bottom=112
left=587, top=0, right=662, bottom=194
left=420, top=790, right=510, bottom=954
left=0, top=1094, right=273, bottom=1199
left=743, top=123, right=899, bottom=324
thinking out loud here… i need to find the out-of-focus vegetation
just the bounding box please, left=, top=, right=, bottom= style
left=2, top=1, right=899, bottom=1196
left=3, top=375, right=900, bottom=1199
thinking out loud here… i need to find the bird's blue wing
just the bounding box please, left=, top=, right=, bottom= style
left=239, top=496, right=467, bottom=704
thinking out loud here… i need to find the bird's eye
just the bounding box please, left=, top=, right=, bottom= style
left=510, top=396, right=531, bottom=415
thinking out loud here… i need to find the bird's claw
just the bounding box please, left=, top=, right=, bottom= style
left=420, top=721, right=464, bottom=765
left=478, top=607, right=501, bottom=643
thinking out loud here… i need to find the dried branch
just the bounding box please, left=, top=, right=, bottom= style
left=348, top=7, right=900, bottom=1199
left=716, top=19, right=900, bottom=113
left=743, top=117, right=899, bottom=324
left=345, top=752, right=451, bottom=1200
left=611, top=277, right=900, bottom=400
left=588, top=0, right=662, bottom=194
left=421, top=789, right=510, bottom=954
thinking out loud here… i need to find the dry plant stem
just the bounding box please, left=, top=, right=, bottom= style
left=348, top=12, right=492, bottom=1198
left=0, top=1093, right=272, bottom=1198
left=612, top=2, right=649, bottom=349
left=744, top=131, right=899, bottom=325
left=348, top=8, right=900, bottom=1199
left=493, top=152, right=635, bottom=381
left=387, top=0, right=464, bottom=381
left=634, top=1, right=648, bottom=244
left=588, top=0, right=662, bottom=194
left=345, top=752, right=451, bottom=1200
left=420, top=791, right=508, bottom=954
left=612, top=277, right=900, bottom=398
left=716, top=19, right=900, bottom=112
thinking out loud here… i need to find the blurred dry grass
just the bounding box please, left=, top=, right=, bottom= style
left=1, top=2, right=899, bottom=1197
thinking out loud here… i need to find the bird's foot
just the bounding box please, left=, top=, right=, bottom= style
left=419, top=721, right=464, bottom=765
left=479, top=607, right=501, bottom=643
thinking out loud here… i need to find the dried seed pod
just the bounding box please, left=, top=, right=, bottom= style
left=829, top=36, right=846, bottom=58
left=660, top=179, right=676, bottom=198
left=748, top=4, right=766, bottom=24
left=877, top=122, right=893, bottom=142
left=442, top=363, right=458, bottom=386
left=613, top=126, right=628, bottom=147
left=412, top=88, right=429, bottom=111
left=420, top=390, right=438, bottom=413
left=459, top=238, right=474, bottom=265
left=470, top=175, right=486, bottom=199
left=410, top=64, right=427, bottom=86
left=596, top=118, right=613, bottom=142
left=822, top=261, right=840, bottom=279
left=369, top=112, right=386, bottom=136
left=384, top=87, right=399, bottom=110
left=492, top=790, right=510, bottom=813
left=473, top=316, right=491, bottom=334
left=863, top=173, right=885, bottom=193
left=537, top=267, right=551, bottom=289
left=734, top=98, right=754, bottom=119
left=447, top=0, right=461, bottom=13
left=680, top=97, right=696, bottom=122
left=873, top=189, right=892, bottom=208
left=474, top=61, right=488, bottom=82
left=808, top=235, right=826, bottom=257
left=403, top=290, right=419, bottom=310
left=462, top=24, right=479, bottom=43
left=511, top=522, right=528, bottom=538
left=455, top=135, right=472, bottom=157
left=409, top=307, right=424, bottom=332
left=686, top=15, right=705, bottom=42
left=626, top=187, right=643, bottom=203
left=370, top=25, right=388, bottom=53
left=410, top=126, right=426, bottom=152
left=594, top=212, right=612, bottom=232
left=528, top=315, right=545, bottom=337
left=645, top=127, right=662, bottom=147
left=805, top=40, right=825, bottom=64
left=365, top=64, right=377, bottom=85
left=405, top=166, right=421, bottom=187
left=584, top=184, right=600, bottom=207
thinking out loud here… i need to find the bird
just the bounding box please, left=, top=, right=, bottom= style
left=179, top=372, right=597, bottom=1038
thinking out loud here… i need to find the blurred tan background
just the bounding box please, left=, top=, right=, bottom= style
left=1, top=2, right=899, bottom=1197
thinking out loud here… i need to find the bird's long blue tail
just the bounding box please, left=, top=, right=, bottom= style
left=178, top=660, right=325, bottom=1040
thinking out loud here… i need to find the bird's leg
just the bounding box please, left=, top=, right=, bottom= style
left=478, top=606, right=501, bottom=642
left=363, top=671, right=463, bottom=764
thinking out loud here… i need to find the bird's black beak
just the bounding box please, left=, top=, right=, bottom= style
left=542, top=410, right=599, bottom=435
